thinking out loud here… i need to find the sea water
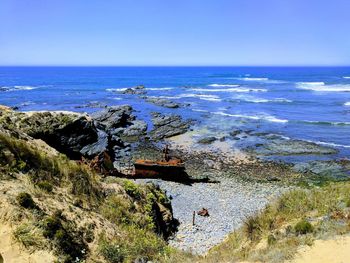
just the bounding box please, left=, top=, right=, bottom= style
left=1, top=66, right=349, bottom=159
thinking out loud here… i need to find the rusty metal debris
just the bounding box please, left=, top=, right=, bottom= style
left=197, top=208, right=209, bottom=217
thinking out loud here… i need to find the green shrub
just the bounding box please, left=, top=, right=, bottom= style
left=267, top=234, right=277, bottom=246
left=294, top=220, right=314, bottom=235
left=16, top=192, right=36, bottom=209
left=123, top=180, right=142, bottom=200
left=13, top=223, right=46, bottom=249
left=99, top=239, right=126, bottom=263
left=101, top=195, right=134, bottom=225
left=37, top=181, right=53, bottom=192
left=244, top=216, right=262, bottom=241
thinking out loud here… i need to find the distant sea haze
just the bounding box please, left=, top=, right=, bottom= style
left=1, top=66, right=350, bottom=158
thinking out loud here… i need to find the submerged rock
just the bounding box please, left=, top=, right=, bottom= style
left=198, top=137, right=217, bottom=144
left=253, top=139, right=338, bottom=156
left=293, top=161, right=349, bottom=180
left=150, top=112, right=192, bottom=140
left=145, top=97, right=183, bottom=109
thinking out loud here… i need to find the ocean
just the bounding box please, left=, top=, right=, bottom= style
left=1, top=66, right=350, bottom=161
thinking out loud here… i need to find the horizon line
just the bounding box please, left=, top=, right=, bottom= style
left=1, top=65, right=350, bottom=68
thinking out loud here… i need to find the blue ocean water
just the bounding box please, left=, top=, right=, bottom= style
left=1, top=66, right=350, bottom=159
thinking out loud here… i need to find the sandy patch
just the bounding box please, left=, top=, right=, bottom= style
left=291, top=235, right=350, bottom=263
left=0, top=224, right=55, bottom=263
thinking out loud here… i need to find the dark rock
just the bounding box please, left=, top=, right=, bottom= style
left=198, top=137, right=217, bottom=144
left=150, top=112, right=191, bottom=140
left=253, top=139, right=338, bottom=156
left=91, top=105, right=134, bottom=131
left=11, top=112, right=99, bottom=159
left=230, top=130, right=243, bottom=137
left=293, top=161, right=348, bottom=179
left=122, top=120, right=147, bottom=137
left=80, top=130, right=109, bottom=157
left=121, top=85, right=147, bottom=95
left=145, top=97, right=182, bottom=108
left=75, top=101, right=107, bottom=109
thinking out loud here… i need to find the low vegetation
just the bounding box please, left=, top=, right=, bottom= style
left=204, top=181, right=350, bottom=263
left=2, top=125, right=350, bottom=262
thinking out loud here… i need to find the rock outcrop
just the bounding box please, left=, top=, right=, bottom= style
left=150, top=112, right=192, bottom=140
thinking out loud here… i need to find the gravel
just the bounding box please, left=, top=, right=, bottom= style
left=136, top=177, right=289, bottom=254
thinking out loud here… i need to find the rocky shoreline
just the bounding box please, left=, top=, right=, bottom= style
left=1, top=103, right=349, bottom=255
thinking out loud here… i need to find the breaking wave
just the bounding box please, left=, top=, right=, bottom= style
left=307, top=140, right=350, bottom=149
left=297, top=82, right=350, bottom=92
left=212, top=111, right=288, bottom=123
left=0, top=85, right=39, bottom=91
left=106, top=88, right=127, bottom=92
left=208, top=84, right=240, bottom=87
left=239, top=77, right=269, bottom=81
left=343, top=76, right=350, bottom=79
left=299, top=120, right=350, bottom=126
left=233, top=95, right=292, bottom=103
left=146, top=87, right=174, bottom=91
left=344, top=102, right=350, bottom=106
left=189, top=87, right=267, bottom=93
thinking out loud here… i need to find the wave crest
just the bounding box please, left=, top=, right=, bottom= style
left=297, top=82, right=350, bottom=92
left=190, top=88, right=267, bottom=93
left=212, top=111, right=288, bottom=123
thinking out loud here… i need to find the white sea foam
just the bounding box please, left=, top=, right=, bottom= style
left=297, top=82, right=350, bottom=92
left=106, top=88, right=127, bottom=92
left=301, top=120, right=350, bottom=126
left=112, top=97, right=122, bottom=100
left=192, top=109, right=209, bottom=113
left=344, top=102, right=350, bottom=106
left=190, top=87, right=267, bottom=93
left=208, top=84, right=240, bottom=87
left=212, top=111, right=288, bottom=123
left=146, top=87, right=174, bottom=91
left=343, top=76, right=350, bottom=79
left=1, top=85, right=39, bottom=91
left=159, top=94, right=222, bottom=102
left=233, top=95, right=292, bottom=103
left=240, top=77, right=269, bottom=81
left=307, top=140, right=350, bottom=149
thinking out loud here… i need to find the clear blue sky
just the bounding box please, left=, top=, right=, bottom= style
left=1, top=0, right=349, bottom=66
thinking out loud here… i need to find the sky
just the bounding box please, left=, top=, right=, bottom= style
left=0, top=0, right=350, bottom=66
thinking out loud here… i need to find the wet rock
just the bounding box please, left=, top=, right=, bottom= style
left=91, top=105, right=134, bottom=131
left=198, top=137, right=217, bottom=144
left=122, top=120, right=147, bottom=137
left=293, top=161, right=349, bottom=179
left=121, top=85, right=147, bottom=95
left=80, top=129, right=109, bottom=157
left=150, top=112, right=191, bottom=140
left=75, top=101, right=107, bottom=109
left=253, top=139, right=338, bottom=156
left=145, top=97, right=182, bottom=108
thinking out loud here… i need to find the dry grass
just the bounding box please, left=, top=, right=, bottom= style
left=202, top=181, right=350, bottom=263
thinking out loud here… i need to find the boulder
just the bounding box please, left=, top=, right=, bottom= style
left=121, top=85, right=147, bottom=95
left=80, top=129, right=109, bottom=157
left=5, top=111, right=99, bottom=159
left=145, top=97, right=181, bottom=108
left=91, top=105, right=134, bottom=131
left=122, top=120, right=148, bottom=137
left=150, top=112, right=191, bottom=140
left=198, top=137, right=217, bottom=144
left=253, top=139, right=338, bottom=156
